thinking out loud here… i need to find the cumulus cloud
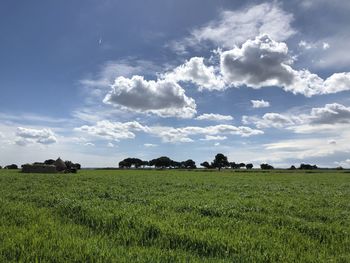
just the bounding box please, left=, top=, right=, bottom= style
left=244, top=103, right=350, bottom=131
left=195, top=113, right=233, bottom=121
left=75, top=120, right=149, bottom=141
left=169, top=2, right=295, bottom=52
left=243, top=113, right=298, bottom=129
left=103, top=75, right=196, bottom=118
left=15, top=127, right=57, bottom=146
left=149, top=124, right=263, bottom=143
left=251, top=99, right=270, bottom=108
left=76, top=120, right=262, bottom=144
left=220, top=35, right=350, bottom=96
left=163, top=57, right=225, bottom=90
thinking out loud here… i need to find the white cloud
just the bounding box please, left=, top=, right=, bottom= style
left=170, top=2, right=295, bottom=52
left=163, top=57, right=225, bottom=91
left=298, top=40, right=315, bottom=50
left=15, top=127, right=57, bottom=146
left=103, top=75, right=196, bottom=118
left=144, top=143, right=157, bottom=147
left=322, top=42, right=330, bottom=50
left=195, top=113, right=233, bottom=121
left=84, top=142, right=95, bottom=147
left=76, top=120, right=262, bottom=144
left=107, top=142, right=115, bottom=148
left=149, top=124, right=263, bottom=143
left=251, top=99, right=270, bottom=108
left=220, top=35, right=350, bottom=96
left=200, top=135, right=227, bottom=141
left=75, top=120, right=149, bottom=141
left=244, top=103, right=350, bottom=131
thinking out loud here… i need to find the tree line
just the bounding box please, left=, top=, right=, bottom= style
left=118, top=153, right=324, bottom=170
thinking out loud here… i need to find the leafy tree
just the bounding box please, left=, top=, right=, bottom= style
left=149, top=156, right=172, bottom=168
left=239, top=163, right=246, bottom=169
left=299, top=164, right=318, bottom=170
left=118, top=158, right=144, bottom=168
left=5, top=164, right=18, bottom=169
left=200, top=161, right=211, bottom=169
left=182, top=159, right=196, bottom=169
left=75, top=163, right=81, bottom=170
left=170, top=161, right=181, bottom=169
left=246, top=163, right=253, bottom=169
left=289, top=165, right=296, bottom=170
left=260, top=163, right=274, bottom=170
left=212, top=153, right=229, bottom=171
left=229, top=162, right=238, bottom=169
left=0, top=166, right=2, bottom=169
left=119, top=160, right=131, bottom=168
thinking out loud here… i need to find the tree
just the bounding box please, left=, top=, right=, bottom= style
left=149, top=156, right=172, bottom=168
left=299, top=163, right=318, bottom=170
left=0, top=166, right=2, bottom=169
left=238, top=163, right=246, bottom=169
left=5, top=164, right=18, bottom=169
left=212, top=153, right=229, bottom=171
left=200, top=161, right=211, bottom=169
left=260, top=163, right=274, bottom=170
left=230, top=162, right=238, bottom=169
left=246, top=163, right=253, bottom=169
left=182, top=159, right=196, bottom=169
left=289, top=165, right=296, bottom=170
left=118, top=158, right=144, bottom=168
left=75, top=163, right=81, bottom=170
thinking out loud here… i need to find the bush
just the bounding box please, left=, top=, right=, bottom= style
left=5, top=164, right=18, bottom=169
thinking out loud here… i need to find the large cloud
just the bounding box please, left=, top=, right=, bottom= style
left=149, top=124, right=263, bottom=143
left=76, top=120, right=263, bottom=144
left=195, top=113, right=233, bottom=121
left=103, top=75, right=196, bottom=118
left=169, top=2, right=295, bottom=53
left=163, top=57, right=225, bottom=91
left=16, top=127, right=57, bottom=146
left=243, top=103, right=350, bottom=131
left=220, top=35, right=350, bottom=96
left=75, top=120, right=149, bottom=141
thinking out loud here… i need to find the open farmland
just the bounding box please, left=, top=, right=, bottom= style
left=0, top=169, right=349, bottom=262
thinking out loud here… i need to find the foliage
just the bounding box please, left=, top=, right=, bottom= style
left=245, top=163, right=253, bottom=169
left=4, top=164, right=18, bottom=169
left=211, top=153, right=229, bottom=170
left=260, top=163, right=274, bottom=170
left=200, top=161, right=211, bottom=169
left=299, top=164, right=318, bottom=170
left=0, top=169, right=349, bottom=262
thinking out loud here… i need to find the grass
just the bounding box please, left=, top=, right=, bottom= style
left=0, top=169, right=349, bottom=262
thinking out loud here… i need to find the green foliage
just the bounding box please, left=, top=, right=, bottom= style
left=0, top=169, right=349, bottom=262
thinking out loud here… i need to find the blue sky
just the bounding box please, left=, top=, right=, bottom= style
left=1, top=0, right=350, bottom=168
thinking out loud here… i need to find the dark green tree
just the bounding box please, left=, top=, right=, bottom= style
left=246, top=163, right=253, bottom=169
left=212, top=153, right=229, bottom=171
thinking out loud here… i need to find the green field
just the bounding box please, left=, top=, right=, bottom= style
left=0, top=169, right=349, bottom=262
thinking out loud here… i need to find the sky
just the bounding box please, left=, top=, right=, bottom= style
left=1, top=0, right=350, bottom=168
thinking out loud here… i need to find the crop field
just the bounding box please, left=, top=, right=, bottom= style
left=0, top=169, right=349, bottom=262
